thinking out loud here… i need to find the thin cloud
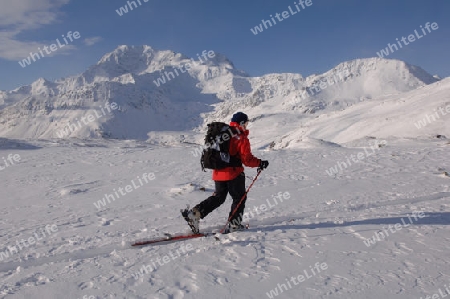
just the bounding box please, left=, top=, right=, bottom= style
left=84, top=37, right=103, bottom=46
left=0, top=0, right=73, bottom=60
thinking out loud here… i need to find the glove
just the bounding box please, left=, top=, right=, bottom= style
left=258, top=160, right=269, bottom=171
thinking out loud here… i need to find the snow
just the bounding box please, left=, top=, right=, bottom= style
left=272, top=77, right=450, bottom=148
left=0, top=45, right=449, bottom=298
left=0, top=136, right=449, bottom=298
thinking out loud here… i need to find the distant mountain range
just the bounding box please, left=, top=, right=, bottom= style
left=0, top=45, right=446, bottom=146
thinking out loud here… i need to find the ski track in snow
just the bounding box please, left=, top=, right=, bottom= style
left=0, top=139, right=449, bottom=298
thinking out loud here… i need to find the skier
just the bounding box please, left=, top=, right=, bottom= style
left=182, top=112, right=269, bottom=233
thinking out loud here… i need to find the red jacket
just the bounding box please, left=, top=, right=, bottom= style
left=212, top=122, right=261, bottom=181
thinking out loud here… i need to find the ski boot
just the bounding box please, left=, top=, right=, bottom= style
left=181, top=206, right=201, bottom=234
left=223, top=223, right=248, bottom=234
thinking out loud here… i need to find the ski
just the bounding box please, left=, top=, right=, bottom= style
left=131, top=224, right=249, bottom=247
left=131, top=232, right=211, bottom=247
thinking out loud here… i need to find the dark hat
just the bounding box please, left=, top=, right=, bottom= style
left=231, top=112, right=248, bottom=124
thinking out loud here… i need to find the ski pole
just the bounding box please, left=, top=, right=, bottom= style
left=220, top=169, right=262, bottom=234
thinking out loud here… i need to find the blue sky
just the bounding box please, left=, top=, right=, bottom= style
left=0, top=0, right=448, bottom=90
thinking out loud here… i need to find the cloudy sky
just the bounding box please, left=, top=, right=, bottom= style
left=0, top=0, right=448, bottom=90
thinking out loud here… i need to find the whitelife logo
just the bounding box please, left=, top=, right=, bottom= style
left=0, top=224, right=58, bottom=261
left=115, top=0, right=149, bottom=16
left=131, top=243, right=194, bottom=279
left=286, top=67, right=350, bottom=106
left=265, top=261, right=328, bottom=298
left=250, top=0, right=313, bottom=35
left=55, top=102, right=120, bottom=138
left=18, top=31, right=81, bottom=68
left=326, top=140, right=387, bottom=176
left=93, top=172, right=156, bottom=209
left=363, top=211, right=425, bottom=247
left=376, top=22, right=439, bottom=58
left=420, top=284, right=450, bottom=299
left=413, top=104, right=450, bottom=129
left=242, top=192, right=291, bottom=222
left=0, top=153, right=21, bottom=172
left=190, top=120, right=247, bottom=158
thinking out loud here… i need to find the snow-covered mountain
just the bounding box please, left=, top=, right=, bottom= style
left=0, top=45, right=442, bottom=142
left=265, top=77, right=450, bottom=149
left=0, top=46, right=247, bottom=139
left=208, top=58, right=438, bottom=119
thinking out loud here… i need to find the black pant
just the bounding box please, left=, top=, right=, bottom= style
left=195, top=172, right=246, bottom=225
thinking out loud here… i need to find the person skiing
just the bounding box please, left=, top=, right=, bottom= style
left=182, top=112, right=269, bottom=233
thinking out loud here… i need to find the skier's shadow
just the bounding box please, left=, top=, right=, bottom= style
left=248, top=212, right=450, bottom=233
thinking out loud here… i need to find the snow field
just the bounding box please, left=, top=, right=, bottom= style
left=0, top=137, right=449, bottom=298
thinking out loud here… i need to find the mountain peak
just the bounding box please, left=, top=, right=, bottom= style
left=84, top=45, right=244, bottom=83
left=97, top=45, right=155, bottom=67
left=327, top=58, right=438, bottom=85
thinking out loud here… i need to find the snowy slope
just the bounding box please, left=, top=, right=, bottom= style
left=264, top=77, right=450, bottom=149
left=306, top=77, right=450, bottom=144
left=0, top=138, right=449, bottom=298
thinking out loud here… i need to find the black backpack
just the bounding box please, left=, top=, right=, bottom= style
left=200, top=122, right=242, bottom=171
